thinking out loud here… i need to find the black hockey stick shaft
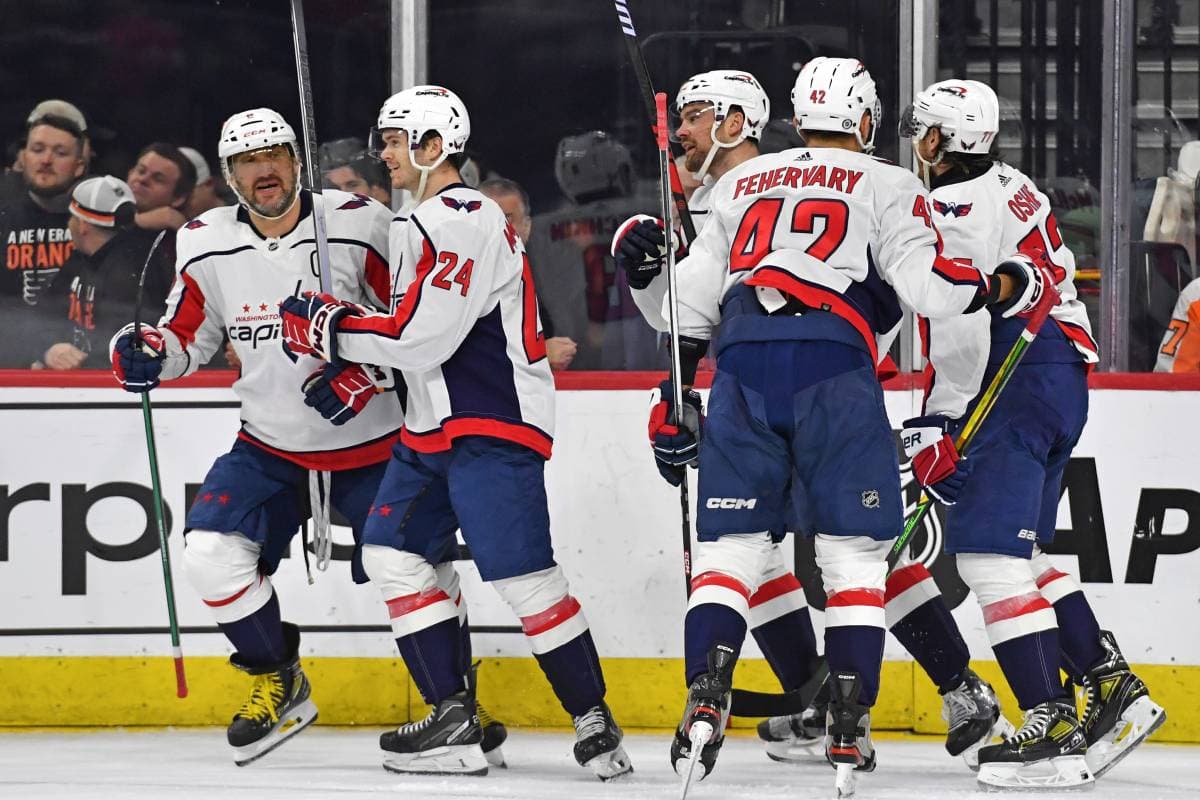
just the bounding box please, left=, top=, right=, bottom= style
left=655, top=93, right=693, bottom=598
left=730, top=656, right=828, bottom=717
left=613, top=0, right=697, bottom=245
left=289, top=0, right=333, bottom=294
left=133, top=230, right=187, bottom=699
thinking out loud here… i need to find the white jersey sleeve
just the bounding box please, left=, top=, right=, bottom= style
left=629, top=180, right=715, bottom=333
left=157, top=220, right=231, bottom=379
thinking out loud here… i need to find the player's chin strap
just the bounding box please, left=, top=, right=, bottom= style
left=306, top=469, right=333, bottom=583
left=407, top=147, right=451, bottom=211
left=691, top=119, right=746, bottom=183
left=912, top=138, right=944, bottom=190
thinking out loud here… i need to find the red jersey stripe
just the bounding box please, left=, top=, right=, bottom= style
left=885, top=562, right=934, bottom=602
left=164, top=271, right=208, bottom=347
left=401, top=417, right=553, bottom=459
left=749, top=573, right=804, bottom=607
left=982, top=592, right=1052, bottom=625
left=826, top=588, right=886, bottom=608
left=202, top=575, right=259, bottom=608
left=746, top=267, right=878, bottom=363
left=385, top=588, right=453, bottom=619
left=238, top=428, right=399, bottom=471
left=691, top=571, right=752, bottom=601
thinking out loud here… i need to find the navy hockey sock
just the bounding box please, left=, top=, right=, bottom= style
left=396, top=617, right=466, bottom=704
left=750, top=608, right=819, bottom=691
left=890, top=597, right=971, bottom=692
left=993, top=629, right=1070, bottom=708
left=1050, top=594, right=1104, bottom=680
left=218, top=590, right=286, bottom=666
left=533, top=630, right=606, bottom=717
left=825, top=626, right=886, bottom=705
left=685, top=604, right=747, bottom=685
left=459, top=616, right=473, bottom=675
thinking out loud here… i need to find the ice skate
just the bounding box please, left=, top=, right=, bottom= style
left=940, top=667, right=1015, bottom=770
left=572, top=701, right=633, bottom=781
left=227, top=622, right=318, bottom=766
left=477, top=701, right=508, bottom=768
left=672, top=643, right=736, bottom=798
left=976, top=699, right=1093, bottom=790
left=825, top=672, right=876, bottom=798
left=379, top=690, right=488, bottom=776
left=1079, top=630, right=1166, bottom=778
left=757, top=674, right=829, bottom=763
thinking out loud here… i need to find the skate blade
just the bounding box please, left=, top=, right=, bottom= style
left=977, top=754, right=1094, bottom=790
left=678, top=722, right=713, bottom=800
left=765, top=736, right=826, bottom=764
left=834, top=762, right=857, bottom=797
left=583, top=744, right=633, bottom=781
left=232, top=701, right=318, bottom=767
left=962, top=715, right=1018, bottom=772
left=382, top=743, right=488, bottom=776
left=1086, top=696, right=1166, bottom=779
left=483, top=745, right=507, bottom=769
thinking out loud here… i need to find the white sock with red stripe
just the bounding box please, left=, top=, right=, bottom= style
left=493, top=565, right=603, bottom=716
left=885, top=559, right=970, bottom=692
left=749, top=558, right=819, bottom=691
left=815, top=534, right=889, bottom=705
left=1030, top=548, right=1104, bottom=678
left=362, top=545, right=464, bottom=702
left=959, top=552, right=1070, bottom=707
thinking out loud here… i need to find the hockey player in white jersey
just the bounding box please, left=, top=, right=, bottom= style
left=614, top=68, right=1011, bottom=771
left=108, top=108, right=404, bottom=764
left=902, top=79, right=1165, bottom=788
left=277, top=85, right=633, bottom=780
left=610, top=57, right=1051, bottom=794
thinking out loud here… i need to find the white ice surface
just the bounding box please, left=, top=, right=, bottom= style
left=0, top=728, right=1196, bottom=800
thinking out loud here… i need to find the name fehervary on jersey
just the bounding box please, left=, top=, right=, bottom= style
left=732, top=164, right=864, bottom=199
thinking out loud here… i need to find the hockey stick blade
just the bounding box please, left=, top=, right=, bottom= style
left=729, top=656, right=829, bottom=717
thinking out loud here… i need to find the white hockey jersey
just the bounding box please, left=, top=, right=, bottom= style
left=923, top=162, right=1099, bottom=418
left=336, top=184, right=555, bottom=459
left=152, top=190, right=401, bottom=469
left=663, top=147, right=993, bottom=363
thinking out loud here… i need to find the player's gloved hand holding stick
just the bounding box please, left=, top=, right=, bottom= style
left=648, top=379, right=704, bottom=485
left=893, top=254, right=1061, bottom=560
left=110, top=230, right=188, bottom=698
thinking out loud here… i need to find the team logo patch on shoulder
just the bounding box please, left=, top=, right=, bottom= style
left=338, top=194, right=371, bottom=210
left=932, top=199, right=973, bottom=218
left=441, top=197, right=482, bottom=213
left=184, top=219, right=207, bottom=230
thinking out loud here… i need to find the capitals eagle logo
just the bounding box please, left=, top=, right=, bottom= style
left=932, top=199, right=973, bottom=218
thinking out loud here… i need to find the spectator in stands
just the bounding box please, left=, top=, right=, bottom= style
left=480, top=177, right=578, bottom=370
left=1156, top=275, right=1200, bottom=373
left=0, top=103, right=89, bottom=366
left=126, top=141, right=197, bottom=232
left=39, top=176, right=170, bottom=370
left=319, top=138, right=392, bottom=205
left=179, top=146, right=230, bottom=219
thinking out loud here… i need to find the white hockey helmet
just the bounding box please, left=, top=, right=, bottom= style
left=371, top=85, right=470, bottom=201
left=900, top=79, right=1000, bottom=155
left=674, top=69, right=770, bottom=181
left=217, top=107, right=300, bottom=218
left=791, top=57, right=882, bottom=152
left=554, top=131, right=634, bottom=203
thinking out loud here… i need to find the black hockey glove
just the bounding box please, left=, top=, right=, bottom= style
left=648, top=378, right=704, bottom=486
left=611, top=214, right=667, bottom=290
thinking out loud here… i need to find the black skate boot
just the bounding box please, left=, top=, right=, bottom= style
left=380, top=688, right=488, bottom=776
left=976, top=699, right=1093, bottom=789
left=572, top=701, right=633, bottom=781
left=1079, top=630, right=1166, bottom=778
left=825, top=672, right=875, bottom=798
left=671, top=642, right=736, bottom=794
left=757, top=674, right=829, bottom=763
left=466, top=662, right=508, bottom=768
left=939, top=667, right=1015, bottom=770
left=227, top=622, right=319, bottom=766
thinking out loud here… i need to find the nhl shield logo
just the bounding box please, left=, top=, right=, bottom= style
left=861, top=489, right=880, bottom=509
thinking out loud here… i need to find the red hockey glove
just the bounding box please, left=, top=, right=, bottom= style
left=901, top=415, right=972, bottom=505
left=279, top=292, right=359, bottom=361
left=648, top=379, right=704, bottom=486
left=303, top=362, right=392, bottom=426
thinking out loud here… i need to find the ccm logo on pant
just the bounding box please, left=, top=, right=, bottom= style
left=706, top=497, right=758, bottom=510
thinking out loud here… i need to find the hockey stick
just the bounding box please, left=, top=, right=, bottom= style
left=730, top=656, right=829, bottom=717
left=889, top=295, right=1058, bottom=566
left=613, top=0, right=697, bottom=245
left=289, top=0, right=335, bottom=576
left=655, top=93, right=693, bottom=598
left=133, top=230, right=187, bottom=699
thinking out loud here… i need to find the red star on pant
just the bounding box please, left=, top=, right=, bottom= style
left=242, top=304, right=250, bottom=312
left=203, top=493, right=213, bottom=502
left=378, top=505, right=392, bottom=516
left=218, top=494, right=230, bottom=505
